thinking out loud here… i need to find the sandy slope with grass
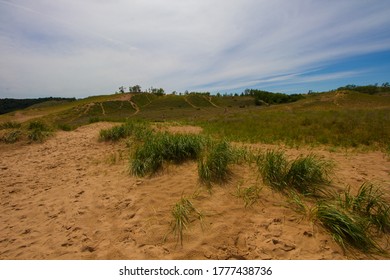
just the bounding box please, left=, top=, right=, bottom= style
left=0, top=122, right=389, bottom=259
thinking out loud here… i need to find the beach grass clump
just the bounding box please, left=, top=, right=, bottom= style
left=257, top=150, right=289, bottom=191
left=257, top=150, right=332, bottom=195
left=198, top=140, right=234, bottom=185
left=170, top=197, right=203, bottom=246
left=99, top=121, right=152, bottom=142
left=316, top=202, right=379, bottom=253
left=287, top=190, right=311, bottom=217
left=235, top=185, right=262, bottom=208
left=0, top=130, right=22, bottom=143
left=130, top=132, right=205, bottom=176
left=99, top=123, right=131, bottom=141
left=27, top=120, right=52, bottom=142
left=0, top=121, right=21, bottom=130
left=285, top=154, right=332, bottom=195
left=316, top=182, right=390, bottom=254
left=338, top=183, right=390, bottom=233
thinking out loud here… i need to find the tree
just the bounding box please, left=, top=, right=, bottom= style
left=130, top=85, right=141, bottom=93
left=119, top=86, right=125, bottom=94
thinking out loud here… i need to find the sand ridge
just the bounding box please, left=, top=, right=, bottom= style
left=0, top=122, right=389, bottom=259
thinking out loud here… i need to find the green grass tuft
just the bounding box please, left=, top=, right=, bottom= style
left=0, top=121, right=21, bottom=130
left=316, top=202, right=381, bottom=253
left=338, top=183, right=390, bottom=233
left=257, top=150, right=332, bottom=195
left=130, top=132, right=205, bottom=176
left=198, top=140, right=234, bottom=186
left=99, top=121, right=152, bottom=142
left=0, top=130, right=22, bottom=143
left=285, top=154, right=332, bottom=195
left=170, top=197, right=203, bottom=246
left=257, top=150, right=288, bottom=190
left=27, top=120, right=52, bottom=143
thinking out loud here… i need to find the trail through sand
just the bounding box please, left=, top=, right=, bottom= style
left=1, top=122, right=389, bottom=259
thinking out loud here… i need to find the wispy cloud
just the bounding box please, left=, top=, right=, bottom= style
left=1, top=0, right=390, bottom=98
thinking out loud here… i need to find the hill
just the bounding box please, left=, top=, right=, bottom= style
left=0, top=88, right=389, bottom=150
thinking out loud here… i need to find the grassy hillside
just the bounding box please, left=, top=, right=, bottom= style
left=1, top=90, right=389, bottom=150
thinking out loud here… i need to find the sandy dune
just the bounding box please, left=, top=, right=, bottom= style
left=0, top=122, right=389, bottom=259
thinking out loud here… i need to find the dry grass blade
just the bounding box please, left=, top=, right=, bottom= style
left=235, top=185, right=262, bottom=208
left=170, top=197, right=203, bottom=246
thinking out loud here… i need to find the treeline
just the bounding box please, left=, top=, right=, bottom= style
left=0, top=97, right=76, bottom=115
left=337, top=83, right=389, bottom=95
left=243, top=89, right=304, bottom=105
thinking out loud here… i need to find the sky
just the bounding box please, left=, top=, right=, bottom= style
left=1, top=0, right=390, bottom=98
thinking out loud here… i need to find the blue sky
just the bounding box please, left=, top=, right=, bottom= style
left=1, top=0, right=390, bottom=98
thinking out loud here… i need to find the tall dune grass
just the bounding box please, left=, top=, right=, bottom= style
left=130, top=132, right=205, bottom=176
left=316, top=182, right=390, bottom=254
left=257, top=150, right=332, bottom=195
left=99, top=121, right=152, bottom=142
left=27, top=120, right=52, bottom=142
left=316, top=202, right=379, bottom=253
left=198, top=140, right=234, bottom=186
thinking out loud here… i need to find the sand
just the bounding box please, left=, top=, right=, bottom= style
left=0, top=122, right=389, bottom=260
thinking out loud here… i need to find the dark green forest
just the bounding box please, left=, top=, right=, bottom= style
left=0, top=97, right=76, bottom=114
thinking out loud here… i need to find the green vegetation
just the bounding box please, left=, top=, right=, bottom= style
left=169, top=197, right=203, bottom=246
left=235, top=185, right=262, bottom=208
left=315, top=182, right=390, bottom=254
left=337, top=83, right=390, bottom=95
left=257, top=150, right=288, bottom=190
left=198, top=140, right=234, bottom=186
left=99, top=121, right=152, bottom=142
left=337, top=183, right=390, bottom=233
left=0, top=130, right=22, bottom=143
left=285, top=155, right=332, bottom=195
left=27, top=120, right=52, bottom=142
left=130, top=132, right=205, bottom=176
left=316, top=202, right=379, bottom=253
left=0, top=120, right=52, bottom=143
left=0, top=97, right=76, bottom=115
left=0, top=121, right=21, bottom=130
left=257, top=150, right=332, bottom=195
left=3, top=85, right=386, bottom=151
left=200, top=108, right=390, bottom=150
left=245, top=89, right=304, bottom=105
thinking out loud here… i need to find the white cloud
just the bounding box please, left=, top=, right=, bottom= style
left=1, top=0, right=390, bottom=98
